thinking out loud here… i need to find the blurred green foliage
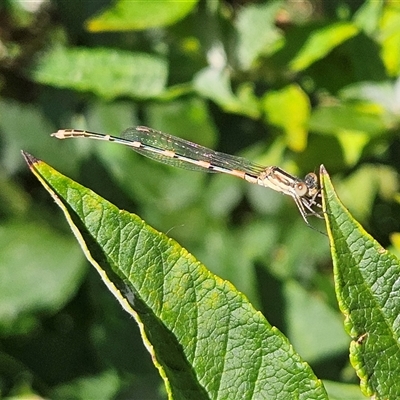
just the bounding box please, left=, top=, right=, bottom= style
left=1, top=0, right=399, bottom=398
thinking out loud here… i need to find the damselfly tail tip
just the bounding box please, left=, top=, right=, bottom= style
left=51, top=129, right=68, bottom=139
left=50, top=130, right=61, bottom=138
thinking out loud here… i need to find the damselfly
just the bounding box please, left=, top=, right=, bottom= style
left=51, top=126, right=323, bottom=229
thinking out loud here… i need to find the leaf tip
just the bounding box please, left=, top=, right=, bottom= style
left=21, top=150, right=40, bottom=167
left=319, top=164, right=332, bottom=192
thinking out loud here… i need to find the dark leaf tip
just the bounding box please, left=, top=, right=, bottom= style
left=21, top=150, right=40, bottom=166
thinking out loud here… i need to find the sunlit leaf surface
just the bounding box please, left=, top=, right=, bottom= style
left=24, top=152, right=329, bottom=400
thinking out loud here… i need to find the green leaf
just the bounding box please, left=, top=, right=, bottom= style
left=284, top=280, right=349, bottom=364
left=309, top=104, right=387, bottom=166
left=339, top=80, right=399, bottom=113
left=51, top=370, right=121, bottom=400
left=24, top=152, right=329, bottom=400
left=262, top=84, right=310, bottom=152
left=323, top=380, right=366, bottom=400
left=235, top=1, right=283, bottom=69
left=321, top=165, right=400, bottom=399
left=332, top=164, right=398, bottom=222
left=0, top=221, right=85, bottom=335
left=193, top=68, right=260, bottom=118
left=353, top=0, right=384, bottom=34
left=380, top=5, right=400, bottom=76
left=290, top=22, right=359, bottom=71
left=86, top=0, right=199, bottom=32
left=310, top=104, right=386, bottom=137
left=0, top=99, right=56, bottom=174
left=30, top=47, right=168, bottom=100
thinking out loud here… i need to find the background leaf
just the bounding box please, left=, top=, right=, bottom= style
left=31, top=48, right=168, bottom=100
left=0, top=222, right=84, bottom=335
left=193, top=68, right=260, bottom=118
left=235, top=1, right=283, bottom=69
left=289, top=22, right=359, bottom=71
left=262, top=84, right=310, bottom=152
left=86, top=0, right=199, bottom=32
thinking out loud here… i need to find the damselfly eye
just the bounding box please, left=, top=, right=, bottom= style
left=304, top=172, right=318, bottom=188
left=304, top=172, right=319, bottom=197
left=294, top=182, right=308, bottom=196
